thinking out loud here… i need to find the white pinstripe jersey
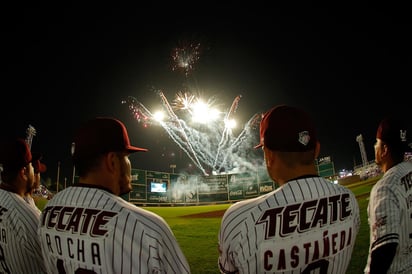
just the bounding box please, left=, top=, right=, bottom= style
left=38, top=186, right=191, bottom=274
left=218, top=176, right=360, bottom=274
left=364, top=160, right=412, bottom=273
left=24, top=194, right=42, bottom=214
left=0, top=188, right=47, bottom=273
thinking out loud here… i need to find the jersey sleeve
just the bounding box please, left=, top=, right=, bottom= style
left=368, top=183, right=400, bottom=251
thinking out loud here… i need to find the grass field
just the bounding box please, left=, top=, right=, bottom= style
left=144, top=178, right=378, bottom=274
left=35, top=178, right=377, bottom=273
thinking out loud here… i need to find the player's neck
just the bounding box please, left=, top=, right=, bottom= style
left=0, top=182, right=25, bottom=197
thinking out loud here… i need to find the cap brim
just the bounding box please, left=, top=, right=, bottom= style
left=254, top=143, right=263, bottom=149
left=38, top=162, right=47, bottom=173
left=128, top=146, right=148, bottom=152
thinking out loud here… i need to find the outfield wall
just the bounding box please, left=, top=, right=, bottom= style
left=123, top=168, right=275, bottom=206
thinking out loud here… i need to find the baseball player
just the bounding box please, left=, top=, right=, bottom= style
left=38, top=117, right=191, bottom=273
left=0, top=138, right=47, bottom=273
left=24, top=152, right=47, bottom=212
left=364, top=117, right=412, bottom=273
left=218, top=105, right=360, bottom=274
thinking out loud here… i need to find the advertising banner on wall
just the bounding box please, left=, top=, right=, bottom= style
left=129, top=169, right=147, bottom=202
left=198, top=174, right=228, bottom=202
left=170, top=174, right=199, bottom=204
left=128, top=168, right=276, bottom=205
left=227, top=172, right=259, bottom=200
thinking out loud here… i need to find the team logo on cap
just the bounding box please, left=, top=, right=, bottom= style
left=298, top=131, right=310, bottom=146
left=400, top=130, right=407, bottom=142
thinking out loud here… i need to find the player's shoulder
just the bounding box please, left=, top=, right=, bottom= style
left=379, top=162, right=411, bottom=185
left=223, top=194, right=267, bottom=219
left=0, top=193, right=41, bottom=222
left=118, top=201, right=170, bottom=224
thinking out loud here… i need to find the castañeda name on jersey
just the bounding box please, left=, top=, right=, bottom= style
left=256, top=193, right=354, bottom=272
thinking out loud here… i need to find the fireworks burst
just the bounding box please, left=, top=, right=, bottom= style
left=172, top=91, right=196, bottom=111
left=123, top=93, right=261, bottom=175
left=171, top=42, right=202, bottom=77
left=124, top=40, right=261, bottom=175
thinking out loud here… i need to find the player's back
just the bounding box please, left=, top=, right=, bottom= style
left=366, top=160, right=412, bottom=273
left=218, top=176, right=360, bottom=274
left=0, top=189, right=46, bottom=273
left=38, top=185, right=190, bottom=274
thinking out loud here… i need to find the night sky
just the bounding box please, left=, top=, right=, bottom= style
left=2, top=5, right=410, bottom=181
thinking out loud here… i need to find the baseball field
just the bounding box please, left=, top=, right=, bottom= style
left=143, top=178, right=377, bottom=274
left=35, top=178, right=375, bottom=273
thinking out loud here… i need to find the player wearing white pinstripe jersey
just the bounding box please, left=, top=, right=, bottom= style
left=38, top=117, right=190, bottom=274
left=364, top=117, right=412, bottom=274
left=218, top=105, right=360, bottom=274
left=0, top=138, right=47, bottom=273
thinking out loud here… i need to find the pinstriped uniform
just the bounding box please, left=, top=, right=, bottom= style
left=0, top=189, right=46, bottom=273
left=218, top=176, right=360, bottom=274
left=24, top=195, right=42, bottom=214
left=38, top=186, right=191, bottom=274
left=365, top=160, right=412, bottom=273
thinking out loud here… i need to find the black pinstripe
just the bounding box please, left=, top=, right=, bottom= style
left=38, top=186, right=190, bottom=274
left=365, top=161, right=412, bottom=273
left=0, top=189, right=46, bottom=273
left=218, top=177, right=360, bottom=274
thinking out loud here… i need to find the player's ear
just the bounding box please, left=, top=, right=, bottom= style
left=19, top=165, right=31, bottom=180
left=264, top=149, right=275, bottom=168
left=104, top=152, right=118, bottom=173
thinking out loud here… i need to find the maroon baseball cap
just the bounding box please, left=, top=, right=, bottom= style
left=31, top=152, right=47, bottom=173
left=376, top=117, right=410, bottom=151
left=72, top=117, right=148, bottom=160
left=0, top=138, right=32, bottom=172
left=255, top=105, right=317, bottom=152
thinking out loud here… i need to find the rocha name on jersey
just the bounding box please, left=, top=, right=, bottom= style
left=39, top=206, right=118, bottom=267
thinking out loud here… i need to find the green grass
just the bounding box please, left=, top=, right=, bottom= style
left=346, top=197, right=370, bottom=273
left=34, top=196, right=49, bottom=211
left=145, top=205, right=229, bottom=273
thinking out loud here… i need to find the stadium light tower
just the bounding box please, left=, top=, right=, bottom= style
left=356, top=134, right=368, bottom=167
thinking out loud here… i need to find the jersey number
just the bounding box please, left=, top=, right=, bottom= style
left=302, top=259, right=329, bottom=274
left=57, top=259, right=96, bottom=274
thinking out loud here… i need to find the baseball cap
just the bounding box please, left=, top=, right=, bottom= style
left=0, top=138, right=32, bottom=172
left=72, top=117, right=148, bottom=160
left=255, top=105, right=317, bottom=152
left=376, top=117, right=410, bottom=152
left=31, top=152, right=47, bottom=173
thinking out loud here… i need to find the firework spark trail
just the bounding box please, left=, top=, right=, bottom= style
left=158, top=91, right=207, bottom=175
left=176, top=119, right=218, bottom=172
left=161, top=122, right=208, bottom=175
left=123, top=97, right=154, bottom=127
left=213, top=95, right=242, bottom=169
left=158, top=91, right=178, bottom=120
left=218, top=113, right=260, bottom=170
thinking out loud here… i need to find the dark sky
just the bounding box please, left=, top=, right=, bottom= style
left=2, top=5, right=410, bottom=181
